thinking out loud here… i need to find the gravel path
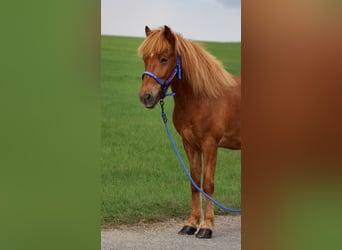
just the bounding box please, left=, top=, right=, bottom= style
left=101, top=215, right=241, bottom=250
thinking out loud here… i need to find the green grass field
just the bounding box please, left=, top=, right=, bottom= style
left=101, top=35, right=241, bottom=226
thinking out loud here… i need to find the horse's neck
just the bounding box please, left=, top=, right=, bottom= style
left=171, top=78, right=208, bottom=132
left=170, top=80, right=195, bottom=132
left=171, top=79, right=198, bottom=111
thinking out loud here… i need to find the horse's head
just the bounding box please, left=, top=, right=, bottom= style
left=138, top=25, right=179, bottom=108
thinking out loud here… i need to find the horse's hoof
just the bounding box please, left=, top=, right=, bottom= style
left=195, top=228, right=212, bottom=239
left=178, top=225, right=197, bottom=235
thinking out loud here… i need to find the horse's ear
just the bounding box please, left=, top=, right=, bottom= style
left=145, top=26, right=152, bottom=36
left=163, top=25, right=175, bottom=46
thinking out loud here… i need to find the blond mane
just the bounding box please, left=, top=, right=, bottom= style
left=138, top=27, right=237, bottom=97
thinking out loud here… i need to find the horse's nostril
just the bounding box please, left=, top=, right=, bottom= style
left=144, top=93, right=152, bottom=101
left=140, top=92, right=156, bottom=108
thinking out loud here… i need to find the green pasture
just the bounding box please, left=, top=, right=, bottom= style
left=101, top=35, right=241, bottom=225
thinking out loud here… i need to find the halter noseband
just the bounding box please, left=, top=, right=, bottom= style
left=141, top=54, right=182, bottom=99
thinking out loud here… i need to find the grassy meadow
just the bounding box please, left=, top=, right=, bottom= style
left=101, top=35, right=241, bottom=226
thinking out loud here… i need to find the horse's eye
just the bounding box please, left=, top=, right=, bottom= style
left=160, top=57, right=168, bottom=64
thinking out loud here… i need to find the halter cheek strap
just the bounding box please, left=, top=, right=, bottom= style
left=141, top=54, right=182, bottom=99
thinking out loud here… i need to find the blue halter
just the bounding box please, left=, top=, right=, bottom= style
left=141, top=54, right=182, bottom=99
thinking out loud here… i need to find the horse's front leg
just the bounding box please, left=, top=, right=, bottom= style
left=196, top=141, right=218, bottom=239
left=178, top=139, right=202, bottom=235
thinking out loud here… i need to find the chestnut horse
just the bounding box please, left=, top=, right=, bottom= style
left=138, top=25, right=241, bottom=239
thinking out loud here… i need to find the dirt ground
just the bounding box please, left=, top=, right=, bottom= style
left=101, top=215, right=241, bottom=250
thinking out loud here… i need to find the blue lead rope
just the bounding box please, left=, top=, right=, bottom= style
left=160, top=100, right=241, bottom=213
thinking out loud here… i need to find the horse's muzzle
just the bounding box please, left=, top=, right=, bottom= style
left=140, top=92, right=158, bottom=108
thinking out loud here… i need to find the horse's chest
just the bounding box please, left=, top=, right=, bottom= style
left=173, top=121, right=202, bottom=149
left=180, top=126, right=200, bottom=147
